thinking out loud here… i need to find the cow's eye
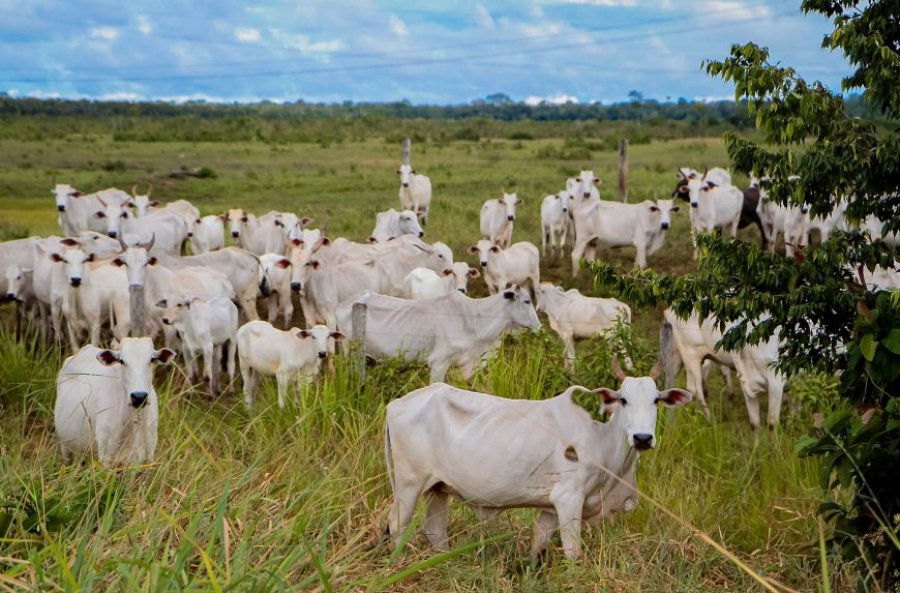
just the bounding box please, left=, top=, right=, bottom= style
left=619, top=398, right=628, bottom=406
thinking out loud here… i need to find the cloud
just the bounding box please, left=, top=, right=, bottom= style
left=474, top=3, right=496, bottom=30
left=235, top=27, right=261, bottom=43
left=525, top=94, right=579, bottom=106
left=270, top=29, right=344, bottom=53
left=90, top=27, right=119, bottom=41
left=389, top=15, right=408, bottom=37
left=555, top=0, right=638, bottom=6
left=137, top=15, right=152, bottom=35
left=703, top=0, right=770, bottom=20
left=98, top=92, right=143, bottom=101
left=660, top=0, right=675, bottom=9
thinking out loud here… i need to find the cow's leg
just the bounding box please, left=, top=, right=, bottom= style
left=541, top=225, right=548, bottom=256
left=571, top=238, right=588, bottom=277
left=388, top=476, right=426, bottom=550
left=275, top=371, right=292, bottom=409
left=739, top=382, right=761, bottom=430
left=226, top=339, right=237, bottom=381
left=203, top=342, right=216, bottom=395
left=428, top=360, right=451, bottom=384
left=635, top=242, right=647, bottom=269
left=684, top=355, right=711, bottom=420
left=423, top=491, right=450, bottom=552
left=530, top=510, right=559, bottom=560
left=766, top=378, right=785, bottom=430
left=66, top=319, right=81, bottom=353
left=281, top=295, right=293, bottom=328
left=562, top=334, right=576, bottom=372
left=266, top=297, right=278, bottom=325
left=240, top=360, right=256, bottom=410
left=550, top=486, right=584, bottom=559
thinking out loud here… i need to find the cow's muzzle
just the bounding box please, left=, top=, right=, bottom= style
left=690, top=203, right=699, bottom=209
left=458, top=288, right=467, bottom=294
left=232, top=231, right=240, bottom=238
left=162, top=318, right=173, bottom=325
left=259, top=281, right=271, bottom=297
left=583, top=192, right=590, bottom=198
left=317, top=351, right=327, bottom=359
left=632, top=434, right=654, bottom=451
left=291, top=281, right=302, bottom=292
left=418, top=231, right=424, bottom=238
left=70, top=278, right=82, bottom=287
left=130, top=391, right=149, bottom=408
left=562, top=207, right=568, bottom=213
left=660, top=222, right=670, bottom=230
left=6, top=292, right=16, bottom=300
left=507, top=215, right=514, bottom=221
left=108, top=231, right=118, bottom=238
left=402, top=183, right=409, bottom=188
left=187, top=232, right=194, bottom=238
left=480, top=261, right=488, bottom=268
left=57, top=205, right=66, bottom=212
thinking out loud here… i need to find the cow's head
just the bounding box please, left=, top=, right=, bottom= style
left=398, top=209, right=425, bottom=238
left=650, top=199, right=679, bottom=230
left=49, top=247, right=94, bottom=287
left=51, top=184, right=82, bottom=212
left=594, top=354, right=692, bottom=451
left=227, top=209, right=248, bottom=238
left=575, top=170, right=600, bottom=199
left=95, top=337, right=175, bottom=409
left=130, top=184, right=159, bottom=218
left=468, top=239, right=496, bottom=268
left=557, top=190, right=572, bottom=213
left=287, top=230, right=323, bottom=291
left=111, top=236, right=156, bottom=287
left=397, top=164, right=415, bottom=188
left=259, top=254, right=291, bottom=297
left=156, top=297, right=191, bottom=326
left=431, top=241, right=453, bottom=265
left=501, top=192, right=520, bottom=221
left=451, top=262, right=479, bottom=294
left=678, top=168, right=706, bottom=208
left=501, top=284, right=540, bottom=330
left=296, top=325, right=344, bottom=360
left=5, top=264, right=31, bottom=301
left=94, top=196, right=131, bottom=238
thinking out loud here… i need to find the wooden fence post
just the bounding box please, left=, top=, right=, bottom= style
left=129, top=285, right=145, bottom=337
left=659, top=321, right=677, bottom=423
left=618, top=138, right=629, bottom=202
left=402, top=138, right=411, bottom=166
left=351, top=302, right=367, bottom=386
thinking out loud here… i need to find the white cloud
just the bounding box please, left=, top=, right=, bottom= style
left=703, top=0, right=770, bottom=20
left=270, top=29, right=344, bottom=53
left=137, top=15, right=152, bottom=35
left=556, top=0, right=638, bottom=6
left=90, top=27, right=119, bottom=41
left=525, top=94, right=579, bottom=106
left=98, top=92, right=143, bottom=101
left=474, top=3, right=496, bottom=30
left=389, top=15, right=408, bottom=37
left=519, top=22, right=563, bottom=37
left=661, top=0, right=675, bottom=9
left=235, top=27, right=261, bottom=43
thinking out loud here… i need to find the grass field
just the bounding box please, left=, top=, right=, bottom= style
left=0, top=129, right=848, bottom=591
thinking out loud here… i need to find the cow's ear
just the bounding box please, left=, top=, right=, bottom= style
left=291, top=238, right=304, bottom=246
left=60, top=238, right=79, bottom=246
left=274, top=219, right=284, bottom=227
left=155, top=299, right=167, bottom=308
left=330, top=331, right=345, bottom=341
left=241, top=215, right=249, bottom=222
left=656, top=389, right=693, bottom=408
left=594, top=388, right=622, bottom=411
left=310, top=260, right=321, bottom=270
left=153, top=348, right=177, bottom=364
left=299, top=217, right=313, bottom=227
left=671, top=206, right=680, bottom=212
left=85, top=253, right=95, bottom=262
left=502, top=290, right=515, bottom=300
left=71, top=191, right=84, bottom=197
left=467, top=245, right=478, bottom=254
left=442, top=268, right=454, bottom=276
left=705, top=181, right=718, bottom=189
left=50, top=253, right=64, bottom=262
left=96, top=350, right=121, bottom=366
left=516, top=197, right=523, bottom=205
left=150, top=200, right=161, bottom=207
left=218, top=214, right=226, bottom=221
left=411, top=169, right=416, bottom=174
left=396, top=169, right=401, bottom=174
left=320, top=237, right=331, bottom=246
left=489, top=246, right=500, bottom=253
left=276, top=258, right=291, bottom=269
left=467, top=268, right=481, bottom=278
left=112, top=257, right=125, bottom=267
left=593, top=177, right=600, bottom=184
left=367, top=236, right=377, bottom=243
left=296, top=329, right=311, bottom=339
left=678, top=184, right=689, bottom=194
left=148, top=257, right=157, bottom=266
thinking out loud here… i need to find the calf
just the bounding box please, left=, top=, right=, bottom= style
left=397, top=164, right=433, bottom=225
left=54, top=338, right=175, bottom=467
left=540, top=191, right=571, bottom=257
left=159, top=297, right=238, bottom=395
left=402, top=264, right=481, bottom=299
left=236, top=321, right=343, bottom=409
left=226, top=209, right=291, bottom=255
left=258, top=253, right=294, bottom=327
left=535, top=283, right=631, bottom=371
left=384, top=355, right=692, bottom=559
left=480, top=192, right=521, bottom=248
left=369, top=209, right=425, bottom=243
left=678, top=169, right=742, bottom=259
left=469, top=240, right=540, bottom=296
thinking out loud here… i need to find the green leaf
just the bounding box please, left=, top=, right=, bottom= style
left=881, top=328, right=900, bottom=355
left=859, top=333, right=878, bottom=361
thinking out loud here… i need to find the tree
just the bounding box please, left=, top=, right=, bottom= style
left=594, top=0, right=899, bottom=588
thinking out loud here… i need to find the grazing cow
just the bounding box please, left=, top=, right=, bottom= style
left=189, top=215, right=225, bottom=254
left=258, top=253, right=294, bottom=327
left=541, top=191, right=571, bottom=257
left=369, top=209, right=425, bottom=243
left=384, top=355, right=692, bottom=559
left=336, top=286, right=540, bottom=383
left=469, top=240, right=540, bottom=296
left=402, top=264, right=481, bottom=299
left=678, top=170, right=743, bottom=259
left=159, top=297, right=238, bottom=395
left=155, top=247, right=260, bottom=321
left=571, top=199, right=678, bottom=274
left=397, top=164, right=433, bottom=225
left=236, top=321, right=343, bottom=409
left=52, top=185, right=131, bottom=236
left=480, top=192, right=521, bottom=248
left=535, top=283, right=632, bottom=371
left=664, top=308, right=785, bottom=429
left=55, top=338, right=175, bottom=467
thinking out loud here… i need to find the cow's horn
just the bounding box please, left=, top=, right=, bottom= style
left=702, top=167, right=708, bottom=181
left=649, top=353, right=664, bottom=380
left=118, top=235, right=128, bottom=251
left=146, top=182, right=153, bottom=197
left=611, top=353, right=627, bottom=381
left=145, top=232, right=155, bottom=252
left=131, top=184, right=138, bottom=197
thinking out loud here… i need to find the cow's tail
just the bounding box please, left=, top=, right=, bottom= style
left=383, top=418, right=395, bottom=491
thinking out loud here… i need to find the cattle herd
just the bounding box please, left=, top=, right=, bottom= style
left=0, top=158, right=897, bottom=559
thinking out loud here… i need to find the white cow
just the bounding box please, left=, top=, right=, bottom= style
left=535, top=283, right=632, bottom=371
left=402, top=264, right=481, bottom=299
left=862, top=215, right=899, bottom=248
left=784, top=201, right=848, bottom=257
left=236, top=321, right=343, bottom=409
left=664, top=308, right=785, bottom=429
left=0, top=237, right=36, bottom=296
left=384, top=357, right=692, bottom=559
left=295, top=258, right=385, bottom=329
left=397, top=164, right=433, bottom=225
left=571, top=199, right=678, bottom=274
left=369, top=209, right=425, bottom=243
left=159, top=296, right=238, bottom=395
left=129, top=185, right=200, bottom=231
left=55, top=338, right=175, bottom=467
left=118, top=209, right=188, bottom=256
left=5, top=264, right=38, bottom=335
left=226, top=209, right=292, bottom=255
left=52, top=185, right=131, bottom=236
left=480, top=192, right=521, bottom=248
left=469, top=240, right=540, bottom=296
left=189, top=215, right=225, bottom=254
left=336, top=286, right=540, bottom=383
left=540, top=191, right=571, bottom=257
left=258, top=253, right=294, bottom=327
left=679, top=170, right=743, bottom=259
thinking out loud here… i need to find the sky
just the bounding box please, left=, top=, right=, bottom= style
left=0, top=0, right=853, bottom=105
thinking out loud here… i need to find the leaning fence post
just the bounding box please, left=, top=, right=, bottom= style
left=618, top=138, right=629, bottom=202
left=129, top=285, right=145, bottom=337
left=401, top=138, right=411, bottom=166
left=659, top=321, right=677, bottom=424
left=351, top=302, right=367, bottom=386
